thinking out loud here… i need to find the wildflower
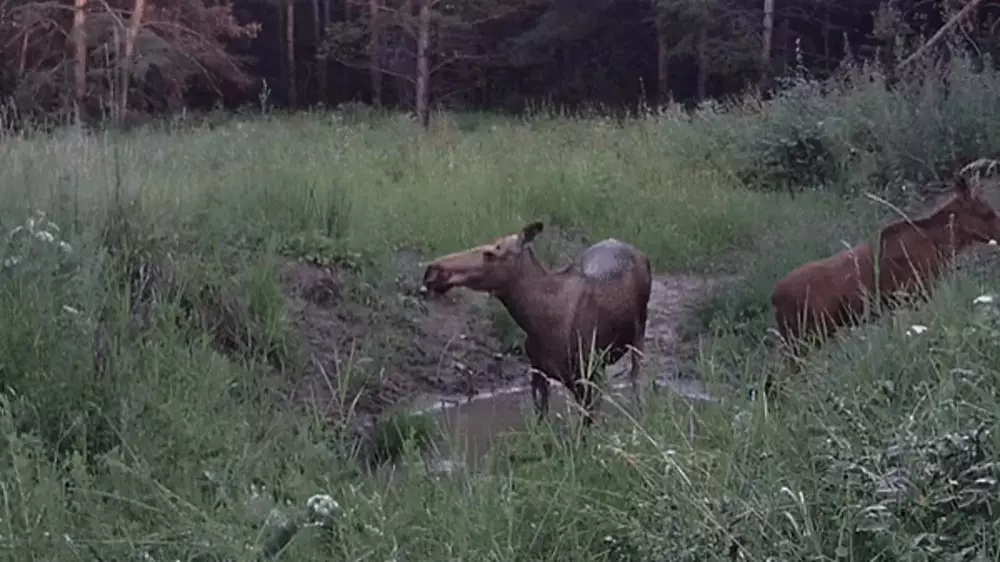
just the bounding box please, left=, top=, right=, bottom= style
left=974, top=294, right=996, bottom=305
left=307, top=494, right=340, bottom=518
left=264, top=508, right=291, bottom=529
left=906, top=324, right=928, bottom=336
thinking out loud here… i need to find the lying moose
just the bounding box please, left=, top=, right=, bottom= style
left=770, top=171, right=1000, bottom=395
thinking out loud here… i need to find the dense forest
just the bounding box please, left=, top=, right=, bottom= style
left=1, top=0, right=998, bottom=126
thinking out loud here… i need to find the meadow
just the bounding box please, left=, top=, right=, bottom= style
left=2, top=57, right=1000, bottom=561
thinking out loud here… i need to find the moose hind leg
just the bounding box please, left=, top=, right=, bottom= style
left=573, top=370, right=604, bottom=427
left=530, top=369, right=550, bottom=422
left=629, top=330, right=646, bottom=406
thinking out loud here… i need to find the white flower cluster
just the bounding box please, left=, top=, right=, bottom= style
left=903, top=293, right=1000, bottom=337
left=4, top=210, right=72, bottom=268
left=306, top=493, right=341, bottom=522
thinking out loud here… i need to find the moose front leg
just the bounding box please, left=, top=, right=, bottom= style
left=525, top=338, right=553, bottom=422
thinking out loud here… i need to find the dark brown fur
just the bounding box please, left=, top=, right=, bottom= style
left=770, top=173, right=1000, bottom=393
left=421, top=222, right=653, bottom=426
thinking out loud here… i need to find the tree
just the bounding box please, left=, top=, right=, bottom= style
left=323, top=0, right=531, bottom=127
left=648, top=0, right=760, bottom=103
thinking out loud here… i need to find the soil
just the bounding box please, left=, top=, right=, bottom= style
left=278, top=253, right=730, bottom=421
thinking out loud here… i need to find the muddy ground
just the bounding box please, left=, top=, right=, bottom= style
left=278, top=236, right=730, bottom=422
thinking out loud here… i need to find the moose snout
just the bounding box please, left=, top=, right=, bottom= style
left=421, top=263, right=451, bottom=295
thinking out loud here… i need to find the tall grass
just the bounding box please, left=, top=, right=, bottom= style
left=1, top=57, right=1000, bottom=560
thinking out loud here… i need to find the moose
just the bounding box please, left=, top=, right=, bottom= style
left=770, top=171, right=1000, bottom=394
left=421, top=221, right=653, bottom=426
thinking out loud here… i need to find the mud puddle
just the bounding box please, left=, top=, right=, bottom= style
left=409, top=373, right=715, bottom=474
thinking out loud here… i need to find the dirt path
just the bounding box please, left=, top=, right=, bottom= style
left=607, top=273, right=726, bottom=398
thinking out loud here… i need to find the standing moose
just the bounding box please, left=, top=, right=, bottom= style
left=421, top=222, right=653, bottom=426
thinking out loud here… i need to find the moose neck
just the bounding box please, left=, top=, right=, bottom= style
left=881, top=212, right=972, bottom=272
left=493, top=250, right=565, bottom=339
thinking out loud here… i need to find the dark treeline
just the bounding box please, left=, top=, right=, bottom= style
left=0, top=0, right=998, bottom=128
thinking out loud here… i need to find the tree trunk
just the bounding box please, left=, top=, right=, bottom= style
left=286, top=0, right=297, bottom=107
left=415, top=0, right=431, bottom=129
left=318, top=0, right=330, bottom=103
left=760, top=0, right=775, bottom=90
left=776, top=18, right=790, bottom=76
left=897, top=0, right=987, bottom=70
left=369, top=0, right=383, bottom=107
left=19, top=11, right=31, bottom=74
left=821, top=5, right=830, bottom=65
left=655, top=16, right=669, bottom=105
left=696, top=26, right=708, bottom=101
left=117, top=0, right=146, bottom=125
left=73, top=0, right=88, bottom=122
left=312, top=0, right=323, bottom=103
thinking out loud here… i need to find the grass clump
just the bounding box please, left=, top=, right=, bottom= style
left=3, top=55, right=1000, bottom=560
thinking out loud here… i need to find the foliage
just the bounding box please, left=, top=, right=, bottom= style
left=4, top=54, right=1000, bottom=561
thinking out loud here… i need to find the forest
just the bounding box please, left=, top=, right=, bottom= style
left=1, top=0, right=998, bottom=127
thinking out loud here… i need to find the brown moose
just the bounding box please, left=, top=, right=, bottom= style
left=770, top=172, right=1000, bottom=392
left=421, top=221, right=653, bottom=426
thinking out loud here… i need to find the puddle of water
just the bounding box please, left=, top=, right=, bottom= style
left=410, top=374, right=715, bottom=473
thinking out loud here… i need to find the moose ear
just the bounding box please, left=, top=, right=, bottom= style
left=520, top=221, right=544, bottom=243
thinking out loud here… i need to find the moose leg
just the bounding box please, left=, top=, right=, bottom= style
left=530, top=369, right=550, bottom=422
left=525, top=339, right=552, bottom=422
left=574, top=373, right=603, bottom=427
left=629, top=328, right=646, bottom=405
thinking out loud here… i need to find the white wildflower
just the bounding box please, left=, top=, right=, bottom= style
left=306, top=494, right=340, bottom=518
left=264, top=508, right=290, bottom=529
left=974, top=294, right=996, bottom=305
left=906, top=324, right=928, bottom=336
left=35, top=231, right=55, bottom=243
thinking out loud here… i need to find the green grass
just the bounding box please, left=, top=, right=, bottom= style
left=4, top=57, right=1000, bottom=560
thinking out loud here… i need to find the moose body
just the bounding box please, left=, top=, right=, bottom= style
left=421, top=222, right=652, bottom=426
left=771, top=173, right=1000, bottom=386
